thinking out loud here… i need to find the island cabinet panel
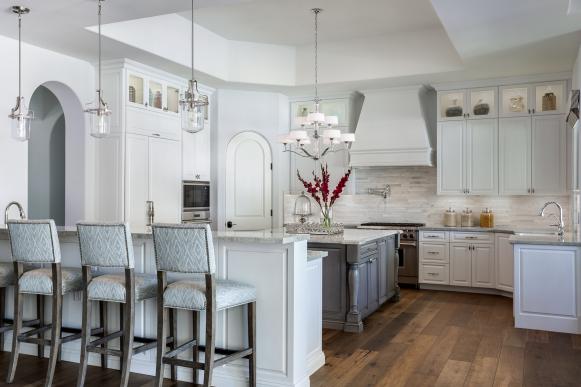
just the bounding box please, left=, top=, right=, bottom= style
left=309, top=235, right=398, bottom=332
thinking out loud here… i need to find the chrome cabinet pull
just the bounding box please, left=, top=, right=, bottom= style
left=427, top=272, right=438, bottom=276
left=427, top=251, right=439, bottom=255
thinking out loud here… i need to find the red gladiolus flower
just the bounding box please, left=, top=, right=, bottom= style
left=297, top=164, right=351, bottom=213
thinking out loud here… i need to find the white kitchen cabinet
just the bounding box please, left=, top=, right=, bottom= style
left=419, top=263, right=449, bottom=285
left=438, top=88, right=497, bottom=121
left=472, top=244, right=495, bottom=288
left=437, top=118, right=497, bottom=195
left=514, top=244, right=581, bottom=334
left=531, top=115, right=566, bottom=195
left=126, top=134, right=181, bottom=227
left=437, top=121, right=465, bottom=194
left=183, top=125, right=211, bottom=181
left=499, top=117, right=531, bottom=195
left=495, top=233, right=513, bottom=292
left=450, top=244, right=472, bottom=286
left=499, top=114, right=565, bottom=196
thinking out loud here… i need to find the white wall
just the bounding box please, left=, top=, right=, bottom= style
left=0, top=35, right=95, bottom=226
left=214, top=89, right=290, bottom=230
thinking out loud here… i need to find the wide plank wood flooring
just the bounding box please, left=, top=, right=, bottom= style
left=0, top=289, right=579, bottom=386
left=311, top=289, right=581, bottom=387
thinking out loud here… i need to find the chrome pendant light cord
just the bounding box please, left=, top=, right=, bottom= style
left=312, top=8, right=321, bottom=104
left=18, top=12, right=22, bottom=104
left=191, top=0, right=194, bottom=81
left=98, top=0, right=103, bottom=105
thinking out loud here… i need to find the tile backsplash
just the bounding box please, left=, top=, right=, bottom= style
left=284, top=167, right=570, bottom=228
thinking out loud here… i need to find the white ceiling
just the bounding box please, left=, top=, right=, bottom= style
left=187, top=0, right=442, bottom=46
left=0, top=0, right=580, bottom=94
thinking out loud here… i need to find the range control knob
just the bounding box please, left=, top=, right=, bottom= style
left=402, top=233, right=408, bottom=239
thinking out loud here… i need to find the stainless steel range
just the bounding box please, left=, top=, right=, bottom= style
left=358, top=222, right=425, bottom=287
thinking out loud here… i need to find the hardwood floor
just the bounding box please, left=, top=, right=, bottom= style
left=0, top=289, right=579, bottom=386
left=311, top=289, right=581, bottom=387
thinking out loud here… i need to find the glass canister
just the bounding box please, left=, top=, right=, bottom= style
left=479, top=208, right=494, bottom=228
left=461, top=208, right=473, bottom=227
left=444, top=208, right=457, bottom=227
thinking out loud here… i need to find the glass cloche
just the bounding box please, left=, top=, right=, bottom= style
left=294, top=192, right=312, bottom=223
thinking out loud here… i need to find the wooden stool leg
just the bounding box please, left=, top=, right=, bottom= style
left=193, top=311, right=200, bottom=384
left=203, top=275, right=216, bottom=387
left=248, top=302, right=257, bottom=387
left=77, top=266, right=92, bottom=387
left=119, top=302, right=124, bottom=372
left=0, top=287, right=5, bottom=352
left=44, top=264, right=62, bottom=387
left=7, top=263, right=24, bottom=383
left=169, top=308, right=177, bottom=381
left=99, top=300, right=108, bottom=369
left=119, top=270, right=135, bottom=387
left=154, top=271, right=167, bottom=387
left=37, top=294, right=44, bottom=358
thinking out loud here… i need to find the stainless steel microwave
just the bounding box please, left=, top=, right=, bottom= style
left=183, top=181, right=210, bottom=212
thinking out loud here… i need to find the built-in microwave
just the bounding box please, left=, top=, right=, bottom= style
left=182, top=181, right=211, bottom=222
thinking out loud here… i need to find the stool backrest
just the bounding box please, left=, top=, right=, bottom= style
left=77, top=222, right=135, bottom=268
left=7, top=219, right=61, bottom=263
left=152, top=223, right=215, bottom=274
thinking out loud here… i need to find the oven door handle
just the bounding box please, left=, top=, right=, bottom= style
left=399, top=241, right=418, bottom=247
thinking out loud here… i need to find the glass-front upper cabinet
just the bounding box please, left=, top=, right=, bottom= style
left=468, top=87, right=497, bottom=119
left=166, top=85, right=180, bottom=114
left=128, top=73, right=145, bottom=108
left=499, top=85, right=530, bottom=117
left=533, top=81, right=566, bottom=115
left=148, top=80, right=163, bottom=110
left=438, top=90, right=466, bottom=121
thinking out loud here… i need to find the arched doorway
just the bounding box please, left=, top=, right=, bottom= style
left=225, top=132, right=273, bottom=231
left=27, top=82, right=86, bottom=226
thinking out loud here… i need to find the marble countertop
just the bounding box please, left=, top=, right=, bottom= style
left=510, top=233, right=581, bottom=246
left=0, top=226, right=309, bottom=245
left=308, top=229, right=400, bottom=245
left=307, top=250, right=328, bottom=261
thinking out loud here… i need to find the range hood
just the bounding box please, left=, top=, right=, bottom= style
left=350, top=85, right=436, bottom=167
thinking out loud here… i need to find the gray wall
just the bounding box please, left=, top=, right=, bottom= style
left=28, top=86, right=65, bottom=225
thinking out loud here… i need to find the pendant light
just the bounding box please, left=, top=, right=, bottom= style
left=180, top=0, right=209, bottom=133
left=8, top=6, right=34, bottom=142
left=279, top=8, right=355, bottom=161
left=85, top=0, right=112, bottom=138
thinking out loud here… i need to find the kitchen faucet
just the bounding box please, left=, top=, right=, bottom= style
left=539, top=201, right=565, bottom=237
left=4, top=201, right=26, bottom=225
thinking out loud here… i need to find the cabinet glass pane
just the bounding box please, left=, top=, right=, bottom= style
left=128, top=74, right=144, bottom=106
left=470, top=89, right=495, bottom=117
left=149, top=81, right=163, bottom=110
left=166, top=86, right=179, bottom=113
left=501, top=87, right=528, bottom=115
left=535, top=83, right=563, bottom=113
left=439, top=91, right=465, bottom=119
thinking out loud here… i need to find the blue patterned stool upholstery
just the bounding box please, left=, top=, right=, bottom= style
left=76, top=222, right=158, bottom=387
left=151, top=223, right=257, bottom=387
left=19, top=267, right=82, bottom=295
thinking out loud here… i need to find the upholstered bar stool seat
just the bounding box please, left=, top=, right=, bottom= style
left=164, top=278, right=256, bottom=311
left=19, top=267, right=82, bottom=295
left=0, top=263, right=15, bottom=287
left=88, top=273, right=157, bottom=303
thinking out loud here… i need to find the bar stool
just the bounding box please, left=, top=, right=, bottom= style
left=6, top=219, right=84, bottom=386
left=152, top=223, right=257, bottom=387
left=76, top=222, right=159, bottom=387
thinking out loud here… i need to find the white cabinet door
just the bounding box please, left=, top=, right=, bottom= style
left=450, top=243, right=471, bottom=286
left=437, top=121, right=465, bottom=195
left=194, top=125, right=211, bottom=181
left=466, top=119, right=498, bottom=195
left=472, top=244, right=495, bottom=288
left=125, top=134, right=149, bottom=229
left=499, top=117, right=531, bottom=195
left=182, top=130, right=195, bottom=180
left=531, top=115, right=566, bottom=195
left=495, top=233, right=513, bottom=292
left=149, top=137, right=181, bottom=224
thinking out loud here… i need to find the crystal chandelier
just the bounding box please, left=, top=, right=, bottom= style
left=280, top=8, right=355, bottom=161
left=180, top=0, right=209, bottom=133
left=8, top=6, right=34, bottom=142
left=85, top=0, right=112, bottom=139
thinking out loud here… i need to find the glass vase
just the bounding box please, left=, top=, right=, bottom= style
left=320, top=207, right=333, bottom=229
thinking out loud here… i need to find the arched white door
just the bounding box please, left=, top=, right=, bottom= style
left=225, top=132, right=272, bottom=231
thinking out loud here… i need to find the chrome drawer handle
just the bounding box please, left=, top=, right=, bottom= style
left=426, top=235, right=440, bottom=238
left=427, top=272, right=438, bottom=276
left=427, top=251, right=439, bottom=255
left=465, top=236, right=478, bottom=239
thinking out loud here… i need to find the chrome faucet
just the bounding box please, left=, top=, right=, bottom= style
left=146, top=201, right=155, bottom=226
left=4, top=201, right=26, bottom=225
left=539, top=201, right=565, bottom=237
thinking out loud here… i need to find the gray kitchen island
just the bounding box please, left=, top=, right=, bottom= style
left=307, top=229, right=400, bottom=332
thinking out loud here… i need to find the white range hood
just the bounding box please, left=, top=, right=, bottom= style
left=350, top=85, right=436, bottom=167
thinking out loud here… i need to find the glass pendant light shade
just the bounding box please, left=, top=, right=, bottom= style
left=9, top=97, right=33, bottom=141
left=180, top=81, right=208, bottom=133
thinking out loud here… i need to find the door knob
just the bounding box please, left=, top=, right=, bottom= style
left=226, top=221, right=236, bottom=229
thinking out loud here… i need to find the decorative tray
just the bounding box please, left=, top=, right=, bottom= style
left=286, top=222, right=344, bottom=235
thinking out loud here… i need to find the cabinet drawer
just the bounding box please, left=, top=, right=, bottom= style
left=420, top=231, right=448, bottom=241
left=359, top=242, right=379, bottom=259
left=451, top=232, right=492, bottom=243
left=420, top=264, right=450, bottom=285
left=419, top=243, right=449, bottom=263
